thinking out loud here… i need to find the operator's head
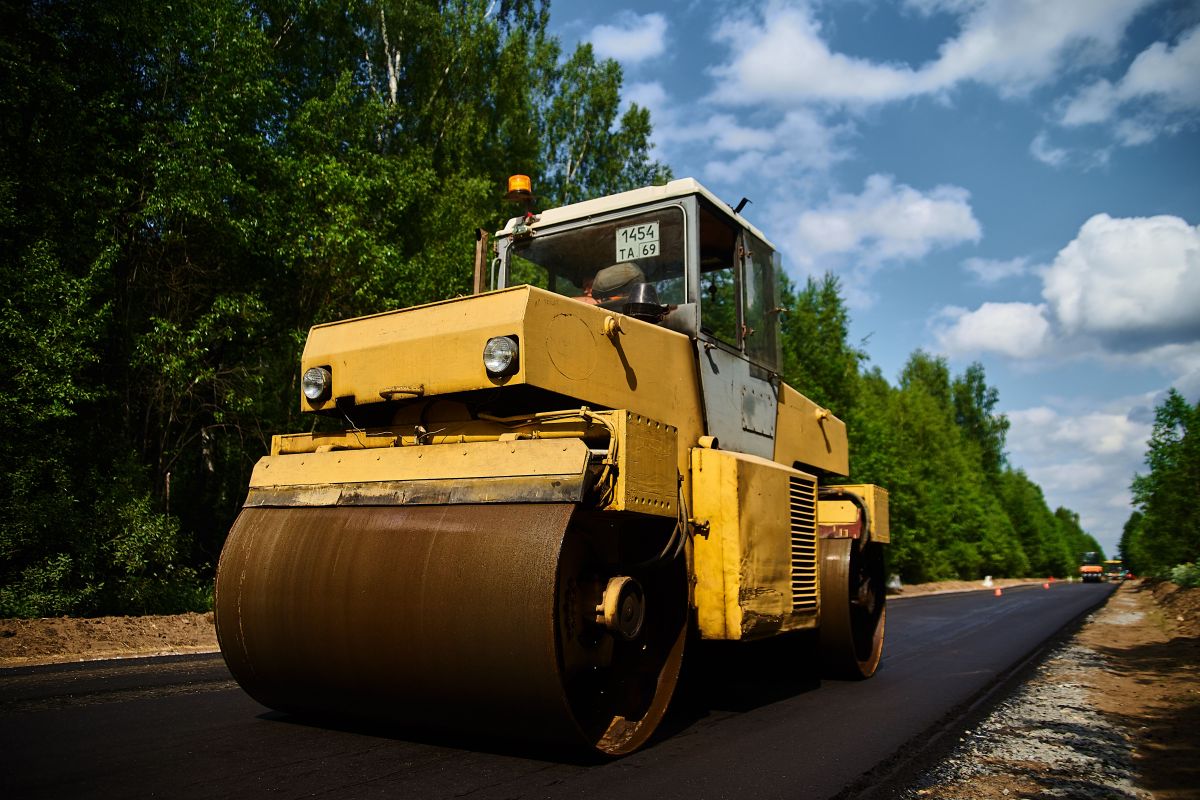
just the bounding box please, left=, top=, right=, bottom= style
left=592, top=262, right=645, bottom=300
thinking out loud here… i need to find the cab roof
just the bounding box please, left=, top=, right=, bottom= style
left=500, top=178, right=776, bottom=251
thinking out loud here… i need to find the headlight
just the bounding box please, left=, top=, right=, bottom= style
left=302, top=366, right=332, bottom=401
left=483, top=336, right=519, bottom=377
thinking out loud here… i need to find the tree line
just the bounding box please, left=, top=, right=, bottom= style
left=2, top=0, right=1099, bottom=617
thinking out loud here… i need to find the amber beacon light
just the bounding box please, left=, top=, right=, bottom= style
left=504, top=174, right=534, bottom=201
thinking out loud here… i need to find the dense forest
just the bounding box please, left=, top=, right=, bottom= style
left=2, top=0, right=1107, bottom=617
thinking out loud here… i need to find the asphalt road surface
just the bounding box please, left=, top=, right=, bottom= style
left=1, top=582, right=1115, bottom=800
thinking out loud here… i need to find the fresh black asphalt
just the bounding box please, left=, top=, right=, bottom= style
left=0, top=581, right=1115, bottom=799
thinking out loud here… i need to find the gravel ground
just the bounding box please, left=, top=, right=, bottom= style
left=905, top=641, right=1148, bottom=799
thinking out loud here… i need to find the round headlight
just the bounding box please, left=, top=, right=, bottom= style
left=483, top=336, right=519, bottom=376
left=302, top=366, right=332, bottom=401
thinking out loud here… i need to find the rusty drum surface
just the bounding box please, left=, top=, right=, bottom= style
left=214, top=503, right=686, bottom=755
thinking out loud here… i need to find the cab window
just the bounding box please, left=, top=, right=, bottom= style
left=697, top=201, right=781, bottom=370
left=506, top=207, right=686, bottom=306
left=743, top=234, right=780, bottom=369
left=697, top=202, right=739, bottom=345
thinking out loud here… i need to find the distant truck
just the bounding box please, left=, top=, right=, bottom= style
left=1104, top=560, right=1128, bottom=582
left=1079, top=552, right=1104, bottom=583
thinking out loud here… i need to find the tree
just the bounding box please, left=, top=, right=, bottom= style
left=1119, top=511, right=1144, bottom=575
left=1053, top=507, right=1104, bottom=578
left=952, top=363, right=1009, bottom=479
left=779, top=273, right=863, bottom=416
left=538, top=43, right=670, bottom=206
left=852, top=352, right=1011, bottom=582
left=0, top=0, right=220, bottom=615
left=899, top=349, right=952, bottom=408
left=997, top=470, right=1061, bottom=576
left=1130, top=389, right=1200, bottom=575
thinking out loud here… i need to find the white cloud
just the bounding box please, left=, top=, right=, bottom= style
left=1029, top=132, right=1069, bottom=167
left=622, top=83, right=854, bottom=182
left=1005, top=401, right=1154, bottom=552
left=1009, top=406, right=1150, bottom=458
left=707, top=114, right=777, bottom=151
left=1028, top=460, right=1113, bottom=494
left=623, top=80, right=668, bottom=112
left=934, top=212, right=1200, bottom=373
left=589, top=12, right=668, bottom=65
left=708, top=0, right=1154, bottom=107
left=1094, top=342, right=1200, bottom=407
left=934, top=302, right=1051, bottom=358
left=920, top=0, right=1146, bottom=95
left=1059, top=24, right=1200, bottom=145
left=702, top=110, right=855, bottom=181
left=785, top=174, right=982, bottom=272
left=1041, top=213, right=1200, bottom=347
left=929, top=216, right=1200, bottom=546
left=1170, top=350, right=1200, bottom=401
left=902, top=0, right=981, bottom=15
left=709, top=4, right=921, bottom=105
left=963, top=256, right=1030, bottom=283
left=1060, top=79, right=1122, bottom=126
left=1112, top=117, right=1161, bottom=146
left=1117, top=25, right=1200, bottom=110
left=1028, top=132, right=1114, bottom=170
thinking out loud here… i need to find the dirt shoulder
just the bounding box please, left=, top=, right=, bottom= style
left=1105, top=582, right=1200, bottom=799
left=890, top=577, right=1051, bottom=598
left=0, top=612, right=218, bottom=667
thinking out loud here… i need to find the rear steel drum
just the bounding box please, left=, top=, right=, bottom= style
left=818, top=537, right=886, bottom=679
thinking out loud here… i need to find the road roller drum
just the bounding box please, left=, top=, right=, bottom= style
left=216, top=503, right=687, bottom=754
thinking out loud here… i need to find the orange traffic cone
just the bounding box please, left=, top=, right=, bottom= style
left=1043, top=582, right=1050, bottom=589
left=994, top=587, right=1003, bottom=597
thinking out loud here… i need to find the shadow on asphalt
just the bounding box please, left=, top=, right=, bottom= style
left=255, top=631, right=823, bottom=763
left=259, top=709, right=610, bottom=766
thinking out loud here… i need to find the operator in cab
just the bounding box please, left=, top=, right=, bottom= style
left=576, top=262, right=645, bottom=305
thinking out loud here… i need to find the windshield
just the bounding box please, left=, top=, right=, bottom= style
left=504, top=206, right=686, bottom=307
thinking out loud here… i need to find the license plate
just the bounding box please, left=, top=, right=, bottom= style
left=615, top=222, right=659, bottom=261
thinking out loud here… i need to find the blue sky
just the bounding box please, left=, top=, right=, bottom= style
left=546, top=0, right=1200, bottom=557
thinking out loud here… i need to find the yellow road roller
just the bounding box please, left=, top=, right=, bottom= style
left=214, top=177, right=889, bottom=755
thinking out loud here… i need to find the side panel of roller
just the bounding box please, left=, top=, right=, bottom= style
left=773, top=383, right=849, bottom=477
left=690, top=448, right=820, bottom=640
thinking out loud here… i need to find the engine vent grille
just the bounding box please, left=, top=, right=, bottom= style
left=790, top=475, right=818, bottom=611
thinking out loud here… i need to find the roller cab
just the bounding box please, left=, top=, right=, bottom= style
left=215, top=177, right=888, bottom=756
